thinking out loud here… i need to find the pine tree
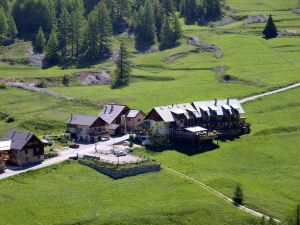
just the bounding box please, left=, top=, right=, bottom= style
left=71, top=9, right=84, bottom=57
left=184, top=0, right=198, bottom=24
left=46, top=30, right=59, bottom=62
left=173, top=14, right=182, bottom=46
left=34, top=27, right=46, bottom=53
left=112, top=41, right=132, bottom=88
left=233, top=184, right=244, bottom=205
left=263, top=15, right=278, bottom=39
left=85, top=14, right=98, bottom=59
left=159, top=16, right=173, bottom=50
left=58, top=6, right=70, bottom=56
left=7, top=16, right=18, bottom=39
left=153, top=0, right=164, bottom=40
left=135, top=0, right=156, bottom=50
left=0, top=8, right=7, bottom=43
left=94, top=2, right=112, bottom=57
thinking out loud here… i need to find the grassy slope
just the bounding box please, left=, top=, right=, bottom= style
left=136, top=88, right=300, bottom=221
left=0, top=161, right=259, bottom=225
left=0, top=88, right=99, bottom=136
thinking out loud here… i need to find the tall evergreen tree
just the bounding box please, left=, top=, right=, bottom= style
left=184, top=0, right=198, bottom=24
left=0, top=8, right=7, bottom=43
left=58, top=6, right=70, bottom=56
left=173, top=14, right=182, bottom=46
left=153, top=0, right=164, bottom=40
left=263, top=15, right=278, bottom=39
left=7, top=15, right=18, bottom=39
left=159, top=16, right=173, bottom=50
left=34, top=27, right=46, bottom=53
left=46, top=30, right=59, bottom=62
left=135, top=0, right=156, bottom=50
left=112, top=41, right=132, bottom=88
left=85, top=13, right=98, bottom=58
left=94, top=2, right=112, bottom=57
left=71, top=9, right=84, bottom=57
left=233, top=184, right=244, bottom=205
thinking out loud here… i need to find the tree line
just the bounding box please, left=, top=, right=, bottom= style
left=0, top=0, right=225, bottom=60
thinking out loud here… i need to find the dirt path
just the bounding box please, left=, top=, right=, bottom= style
left=239, top=82, right=300, bottom=104
left=163, top=166, right=281, bottom=223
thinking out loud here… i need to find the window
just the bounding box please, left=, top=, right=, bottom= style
left=137, top=119, right=141, bottom=122
left=25, top=149, right=28, bottom=155
left=127, top=118, right=131, bottom=121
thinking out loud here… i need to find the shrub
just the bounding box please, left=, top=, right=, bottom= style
left=35, top=81, right=47, bottom=88
left=0, top=83, right=6, bottom=89
left=233, top=184, right=244, bottom=205
left=6, top=116, right=15, bottom=123
left=62, top=75, right=70, bottom=86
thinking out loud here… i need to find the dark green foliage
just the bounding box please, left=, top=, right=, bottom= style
left=85, top=2, right=112, bottom=59
left=112, top=41, right=132, bottom=88
left=204, top=0, right=224, bottom=21
left=12, top=0, right=54, bottom=34
left=233, top=184, right=244, bottom=205
left=135, top=1, right=156, bottom=50
left=0, top=82, right=6, bottom=89
left=298, top=204, right=300, bottom=225
left=58, top=6, right=70, bottom=56
left=34, top=27, right=46, bottom=53
left=46, top=30, right=59, bottom=62
left=263, top=15, right=278, bottom=39
left=62, top=75, right=70, bottom=86
left=7, top=15, right=18, bottom=38
left=6, top=116, right=15, bottom=123
left=268, top=217, right=276, bottom=225
left=0, top=8, right=8, bottom=42
left=159, top=15, right=182, bottom=50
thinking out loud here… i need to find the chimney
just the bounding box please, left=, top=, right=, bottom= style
left=227, top=98, right=230, bottom=105
left=214, top=99, right=217, bottom=106
left=12, top=129, right=16, bottom=138
left=26, top=131, right=31, bottom=140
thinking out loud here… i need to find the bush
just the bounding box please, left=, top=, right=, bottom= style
left=62, top=75, right=70, bottom=86
left=0, top=83, right=6, bottom=89
left=6, top=116, right=15, bottom=123
left=233, top=184, right=244, bottom=205
left=35, top=81, right=47, bottom=88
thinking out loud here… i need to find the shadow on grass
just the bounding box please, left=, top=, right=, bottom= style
left=6, top=162, right=42, bottom=171
left=146, top=142, right=220, bottom=156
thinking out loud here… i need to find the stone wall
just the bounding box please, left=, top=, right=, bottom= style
left=78, top=160, right=161, bottom=179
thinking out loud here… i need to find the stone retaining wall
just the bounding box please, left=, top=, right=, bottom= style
left=78, top=160, right=161, bottom=179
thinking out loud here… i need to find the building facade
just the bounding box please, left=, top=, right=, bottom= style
left=0, top=131, right=44, bottom=167
left=66, top=114, right=108, bottom=143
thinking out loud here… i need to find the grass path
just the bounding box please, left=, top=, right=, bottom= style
left=162, top=166, right=281, bottom=223
left=239, top=82, right=300, bottom=103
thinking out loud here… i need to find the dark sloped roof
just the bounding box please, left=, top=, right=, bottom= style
left=66, top=114, right=98, bottom=126
left=0, top=131, right=40, bottom=150
left=99, top=104, right=128, bottom=124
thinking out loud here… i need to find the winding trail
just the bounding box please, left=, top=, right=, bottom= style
left=163, top=166, right=281, bottom=223
left=239, top=82, right=300, bottom=104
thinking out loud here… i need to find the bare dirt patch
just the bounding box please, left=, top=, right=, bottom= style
left=26, top=50, right=46, bottom=68
left=163, top=52, right=189, bottom=64
left=278, top=30, right=300, bottom=37
left=78, top=71, right=112, bottom=86
left=243, top=15, right=267, bottom=24
left=195, top=44, right=223, bottom=58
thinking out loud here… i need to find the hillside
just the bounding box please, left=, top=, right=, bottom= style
left=0, top=0, right=299, bottom=224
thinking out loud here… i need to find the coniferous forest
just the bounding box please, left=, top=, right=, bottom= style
left=0, top=0, right=225, bottom=62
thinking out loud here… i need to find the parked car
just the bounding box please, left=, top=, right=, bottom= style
left=115, top=151, right=126, bottom=157
left=123, top=141, right=130, bottom=146
left=101, top=136, right=110, bottom=141
left=69, top=144, right=80, bottom=149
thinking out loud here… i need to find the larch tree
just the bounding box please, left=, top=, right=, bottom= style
left=7, top=15, right=18, bottom=39
left=159, top=16, right=173, bottom=50
left=46, top=30, right=59, bottom=62
left=58, top=6, right=70, bottom=56
left=173, top=14, right=182, bottom=46
left=0, top=8, right=8, bottom=43
left=263, top=15, right=278, bottom=39
left=112, top=41, right=132, bottom=88
left=34, top=27, right=46, bottom=53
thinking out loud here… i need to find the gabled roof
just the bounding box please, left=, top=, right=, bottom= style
left=66, top=114, right=99, bottom=126
left=192, top=99, right=245, bottom=117
left=148, top=103, right=201, bottom=123
left=0, top=131, right=41, bottom=150
left=126, top=109, right=145, bottom=118
left=99, top=104, right=129, bottom=124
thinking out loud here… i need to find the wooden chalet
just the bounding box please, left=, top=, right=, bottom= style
left=144, top=98, right=249, bottom=150
left=66, top=114, right=108, bottom=143
left=0, top=131, right=44, bottom=167
left=99, top=104, right=145, bottom=134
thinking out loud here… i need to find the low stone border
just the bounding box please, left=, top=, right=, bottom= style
left=78, top=159, right=161, bottom=179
